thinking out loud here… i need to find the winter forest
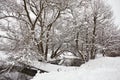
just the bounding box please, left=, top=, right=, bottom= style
left=0, top=0, right=120, bottom=80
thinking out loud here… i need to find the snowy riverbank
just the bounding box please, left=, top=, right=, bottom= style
left=31, top=57, right=120, bottom=80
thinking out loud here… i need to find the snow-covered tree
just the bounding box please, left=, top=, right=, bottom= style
left=0, top=0, right=119, bottom=63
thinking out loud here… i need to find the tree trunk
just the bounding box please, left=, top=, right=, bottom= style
left=90, top=16, right=97, bottom=59
left=85, top=27, right=89, bottom=61
left=76, top=32, right=79, bottom=50
left=44, top=33, right=49, bottom=60
left=51, top=44, right=62, bottom=58
left=39, top=27, right=44, bottom=55
left=44, top=24, right=52, bottom=60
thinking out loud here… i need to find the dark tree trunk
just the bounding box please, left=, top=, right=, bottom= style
left=76, top=32, right=79, bottom=50
left=51, top=44, right=62, bottom=58
left=90, top=16, right=97, bottom=59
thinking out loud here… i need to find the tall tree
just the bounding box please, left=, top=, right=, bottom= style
left=86, top=0, right=114, bottom=59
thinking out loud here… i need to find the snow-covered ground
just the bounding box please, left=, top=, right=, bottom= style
left=0, top=51, right=9, bottom=60
left=31, top=57, right=120, bottom=80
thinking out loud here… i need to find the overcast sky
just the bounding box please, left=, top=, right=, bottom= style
left=107, top=0, right=120, bottom=26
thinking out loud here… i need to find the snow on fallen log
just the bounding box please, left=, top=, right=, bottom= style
left=28, top=61, right=80, bottom=72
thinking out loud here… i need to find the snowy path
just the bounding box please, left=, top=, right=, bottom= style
left=31, top=57, right=120, bottom=80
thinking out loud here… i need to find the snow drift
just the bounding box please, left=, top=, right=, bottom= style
left=31, top=57, right=120, bottom=80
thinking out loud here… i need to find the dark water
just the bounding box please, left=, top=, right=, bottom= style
left=0, top=71, right=33, bottom=80
left=0, top=61, right=35, bottom=80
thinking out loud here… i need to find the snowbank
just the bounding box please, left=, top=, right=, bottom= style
left=29, top=60, right=80, bottom=72
left=31, top=57, right=120, bottom=80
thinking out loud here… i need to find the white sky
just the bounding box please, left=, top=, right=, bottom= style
left=107, top=0, right=120, bottom=26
